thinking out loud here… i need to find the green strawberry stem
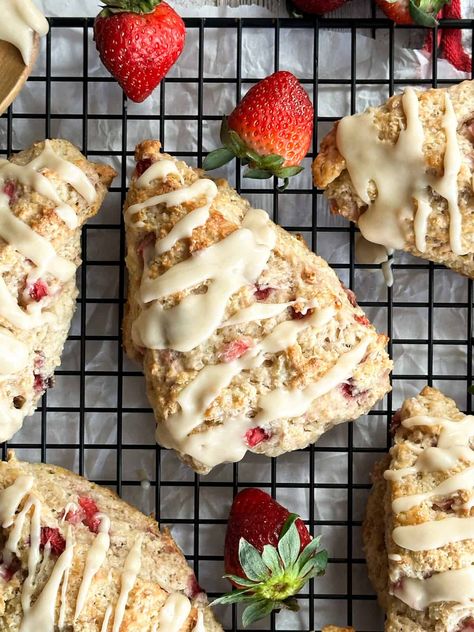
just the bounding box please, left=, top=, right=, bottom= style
left=203, top=117, right=304, bottom=191
left=211, top=515, right=328, bottom=627
left=99, top=0, right=161, bottom=16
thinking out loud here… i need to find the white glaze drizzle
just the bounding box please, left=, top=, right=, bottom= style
left=133, top=208, right=275, bottom=352
left=74, top=514, right=111, bottom=620
left=20, top=497, right=42, bottom=617
left=221, top=297, right=316, bottom=328
left=0, top=0, right=49, bottom=65
left=19, top=525, right=74, bottom=632
left=155, top=592, right=192, bottom=632
left=0, top=196, right=76, bottom=281
left=193, top=610, right=206, bottom=632
left=337, top=88, right=465, bottom=260
left=393, top=516, right=474, bottom=551
left=355, top=235, right=394, bottom=288
left=0, top=327, right=28, bottom=374
left=111, top=536, right=143, bottom=632
left=157, top=308, right=334, bottom=464
left=0, top=474, right=33, bottom=526
left=136, top=159, right=183, bottom=189
left=392, top=567, right=474, bottom=611
left=100, top=605, right=113, bottom=632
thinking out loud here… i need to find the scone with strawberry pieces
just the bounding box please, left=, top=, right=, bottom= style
left=0, top=139, right=115, bottom=443
left=123, top=140, right=392, bottom=474
left=364, top=386, right=474, bottom=631
left=0, top=451, right=222, bottom=631
left=313, top=80, right=474, bottom=279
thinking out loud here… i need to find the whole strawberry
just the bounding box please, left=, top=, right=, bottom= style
left=375, top=0, right=447, bottom=25
left=212, top=488, right=328, bottom=627
left=203, top=71, right=314, bottom=190
left=94, top=0, right=185, bottom=103
left=289, top=0, right=347, bottom=15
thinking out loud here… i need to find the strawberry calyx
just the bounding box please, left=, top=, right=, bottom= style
left=98, top=0, right=161, bottom=18
left=212, top=514, right=327, bottom=627
left=406, top=0, right=447, bottom=25
left=203, top=117, right=303, bottom=192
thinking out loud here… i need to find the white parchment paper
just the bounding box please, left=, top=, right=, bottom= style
left=1, top=3, right=473, bottom=630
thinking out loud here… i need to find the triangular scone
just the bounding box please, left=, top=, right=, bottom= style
left=0, top=139, right=116, bottom=442
left=364, top=387, right=474, bottom=631
left=123, top=141, right=392, bottom=474
left=313, top=80, right=474, bottom=279
left=0, top=452, right=222, bottom=632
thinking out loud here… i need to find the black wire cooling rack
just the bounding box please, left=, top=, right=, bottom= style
left=1, top=13, right=474, bottom=632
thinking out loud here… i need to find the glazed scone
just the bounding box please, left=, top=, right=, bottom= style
left=364, top=386, right=474, bottom=631
left=0, top=451, right=222, bottom=632
left=123, top=140, right=392, bottom=474
left=313, top=80, right=474, bottom=279
left=322, top=627, right=355, bottom=631
left=0, top=139, right=116, bottom=441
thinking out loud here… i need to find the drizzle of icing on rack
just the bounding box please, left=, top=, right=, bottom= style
left=337, top=88, right=464, bottom=284
left=0, top=141, right=97, bottom=442
left=0, top=474, right=204, bottom=631
left=385, top=413, right=474, bottom=615
left=0, top=0, right=49, bottom=66
left=130, top=159, right=373, bottom=468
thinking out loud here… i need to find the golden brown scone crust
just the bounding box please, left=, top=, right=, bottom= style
left=313, top=80, right=474, bottom=278
left=0, top=139, right=116, bottom=439
left=0, top=452, right=222, bottom=632
left=364, top=387, right=474, bottom=631
left=123, top=141, right=392, bottom=474
left=322, top=626, right=355, bottom=631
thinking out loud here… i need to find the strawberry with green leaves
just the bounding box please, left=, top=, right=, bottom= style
left=204, top=71, right=314, bottom=191
left=94, top=0, right=185, bottom=103
left=212, top=488, right=328, bottom=627
left=375, top=0, right=447, bottom=26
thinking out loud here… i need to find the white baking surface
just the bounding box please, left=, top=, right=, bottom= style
left=0, top=2, right=473, bottom=630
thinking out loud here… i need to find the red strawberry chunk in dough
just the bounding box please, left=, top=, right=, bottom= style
left=219, top=337, right=253, bottom=363
left=254, top=285, right=273, bottom=301
left=78, top=496, right=100, bottom=533
left=34, top=374, right=54, bottom=393
left=65, top=507, right=84, bottom=525
left=40, top=527, right=66, bottom=556
left=136, top=158, right=153, bottom=177
left=3, top=181, right=17, bottom=205
left=245, top=427, right=270, bottom=447
left=459, top=618, right=474, bottom=632
left=29, top=279, right=49, bottom=302
left=354, top=314, right=370, bottom=327
left=0, top=557, right=19, bottom=582
left=186, top=574, right=204, bottom=599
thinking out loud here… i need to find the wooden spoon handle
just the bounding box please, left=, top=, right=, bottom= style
left=0, top=32, right=40, bottom=116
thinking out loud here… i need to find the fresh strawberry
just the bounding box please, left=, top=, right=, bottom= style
left=375, top=0, right=447, bottom=26
left=40, top=527, right=66, bottom=556
left=212, top=488, right=327, bottom=627
left=94, top=0, right=185, bottom=103
left=289, top=0, right=346, bottom=15
left=203, top=71, right=313, bottom=190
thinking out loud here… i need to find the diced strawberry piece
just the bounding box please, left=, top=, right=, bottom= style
left=354, top=314, right=370, bottom=327
left=29, top=279, right=49, bottom=302
left=65, top=508, right=84, bottom=525
left=78, top=496, right=100, bottom=533
left=432, top=497, right=455, bottom=512
left=341, top=381, right=355, bottom=399
left=219, top=337, right=253, bottom=363
left=40, top=527, right=66, bottom=556
left=3, top=181, right=17, bottom=205
left=136, top=158, right=153, bottom=177
left=34, top=374, right=54, bottom=393
left=390, top=410, right=402, bottom=435
left=245, top=427, right=270, bottom=447
left=340, top=281, right=358, bottom=307
left=34, top=351, right=45, bottom=371
left=290, top=306, right=313, bottom=320
left=137, top=233, right=156, bottom=257
left=254, top=285, right=273, bottom=301
left=458, top=617, right=474, bottom=632
left=186, top=574, right=204, bottom=599
left=0, top=557, right=19, bottom=582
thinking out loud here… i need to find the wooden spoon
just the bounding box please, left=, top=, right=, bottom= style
left=0, top=32, right=39, bottom=116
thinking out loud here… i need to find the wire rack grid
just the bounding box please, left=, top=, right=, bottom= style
left=0, top=12, right=473, bottom=632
